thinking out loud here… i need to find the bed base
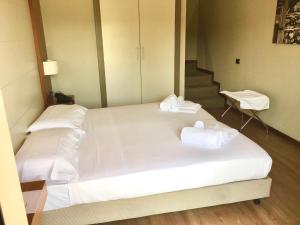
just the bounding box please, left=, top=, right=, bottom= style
left=41, top=177, right=272, bottom=225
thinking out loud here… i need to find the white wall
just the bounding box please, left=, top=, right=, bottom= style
left=0, top=0, right=44, bottom=150
left=198, top=0, right=300, bottom=141
left=41, top=0, right=102, bottom=108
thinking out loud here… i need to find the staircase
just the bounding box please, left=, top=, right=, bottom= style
left=185, top=61, right=225, bottom=108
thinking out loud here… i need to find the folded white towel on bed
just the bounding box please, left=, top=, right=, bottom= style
left=160, top=94, right=178, bottom=111
left=160, top=95, right=201, bottom=114
left=181, top=126, right=239, bottom=149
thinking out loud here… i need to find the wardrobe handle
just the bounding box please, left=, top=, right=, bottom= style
left=136, top=47, right=140, bottom=60
left=141, top=47, right=145, bottom=60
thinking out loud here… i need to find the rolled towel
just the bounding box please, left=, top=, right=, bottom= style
left=205, top=122, right=221, bottom=129
left=194, top=120, right=222, bottom=129
left=181, top=127, right=239, bottom=149
left=194, top=121, right=205, bottom=129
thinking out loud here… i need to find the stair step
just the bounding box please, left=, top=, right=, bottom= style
left=186, top=69, right=211, bottom=76
left=185, top=61, right=198, bottom=72
left=185, top=84, right=219, bottom=99
left=186, top=75, right=212, bottom=86
left=185, top=61, right=223, bottom=108
left=193, top=95, right=225, bottom=108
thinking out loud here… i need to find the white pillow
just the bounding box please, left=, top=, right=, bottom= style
left=27, top=104, right=88, bottom=133
left=15, top=128, right=84, bottom=183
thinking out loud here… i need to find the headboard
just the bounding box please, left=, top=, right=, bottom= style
left=0, top=40, right=44, bottom=153
left=0, top=0, right=46, bottom=153
left=1, top=76, right=44, bottom=153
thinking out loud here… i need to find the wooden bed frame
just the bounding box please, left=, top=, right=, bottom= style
left=41, top=177, right=272, bottom=225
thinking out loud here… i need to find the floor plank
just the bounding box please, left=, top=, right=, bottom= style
left=101, top=108, right=300, bottom=225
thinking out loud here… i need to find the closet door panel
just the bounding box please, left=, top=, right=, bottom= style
left=139, top=0, right=175, bottom=103
left=100, top=0, right=141, bottom=107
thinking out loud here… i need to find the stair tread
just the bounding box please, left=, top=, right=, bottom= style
left=186, top=84, right=213, bottom=88
left=185, top=61, right=223, bottom=108
left=188, top=95, right=224, bottom=101
left=188, top=95, right=224, bottom=100
left=186, top=74, right=211, bottom=77
left=186, top=84, right=219, bottom=88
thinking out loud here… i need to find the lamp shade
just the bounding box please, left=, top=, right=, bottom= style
left=43, top=60, right=58, bottom=76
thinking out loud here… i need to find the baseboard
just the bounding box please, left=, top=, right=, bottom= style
left=268, top=125, right=300, bottom=145
left=225, top=104, right=300, bottom=145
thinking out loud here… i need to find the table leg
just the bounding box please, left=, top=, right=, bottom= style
left=241, top=111, right=244, bottom=123
left=221, top=105, right=232, bottom=118
left=220, top=95, right=269, bottom=135
left=240, top=116, right=254, bottom=130
left=239, top=111, right=269, bottom=135
left=250, top=110, right=269, bottom=135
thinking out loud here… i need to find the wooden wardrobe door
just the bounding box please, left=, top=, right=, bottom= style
left=100, top=0, right=141, bottom=107
left=139, top=0, right=175, bottom=103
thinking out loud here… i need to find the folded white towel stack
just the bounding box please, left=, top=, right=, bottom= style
left=160, top=94, right=201, bottom=114
left=181, top=121, right=239, bottom=149
left=160, top=94, right=178, bottom=111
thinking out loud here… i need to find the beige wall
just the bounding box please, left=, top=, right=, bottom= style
left=185, top=0, right=199, bottom=60
left=0, top=91, right=28, bottom=225
left=198, top=0, right=300, bottom=141
left=41, top=0, right=101, bottom=108
left=0, top=0, right=44, bottom=150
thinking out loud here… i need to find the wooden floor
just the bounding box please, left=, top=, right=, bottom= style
left=102, top=108, right=300, bottom=225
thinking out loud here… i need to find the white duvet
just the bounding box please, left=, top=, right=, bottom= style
left=45, top=103, right=272, bottom=211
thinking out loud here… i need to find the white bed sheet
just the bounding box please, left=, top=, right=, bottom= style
left=45, top=103, right=272, bottom=211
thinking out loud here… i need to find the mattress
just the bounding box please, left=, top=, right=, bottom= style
left=45, top=103, right=272, bottom=211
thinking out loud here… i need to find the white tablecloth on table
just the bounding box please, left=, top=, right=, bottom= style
left=220, top=90, right=270, bottom=111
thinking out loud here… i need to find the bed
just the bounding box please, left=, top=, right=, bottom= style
left=28, top=103, right=272, bottom=225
